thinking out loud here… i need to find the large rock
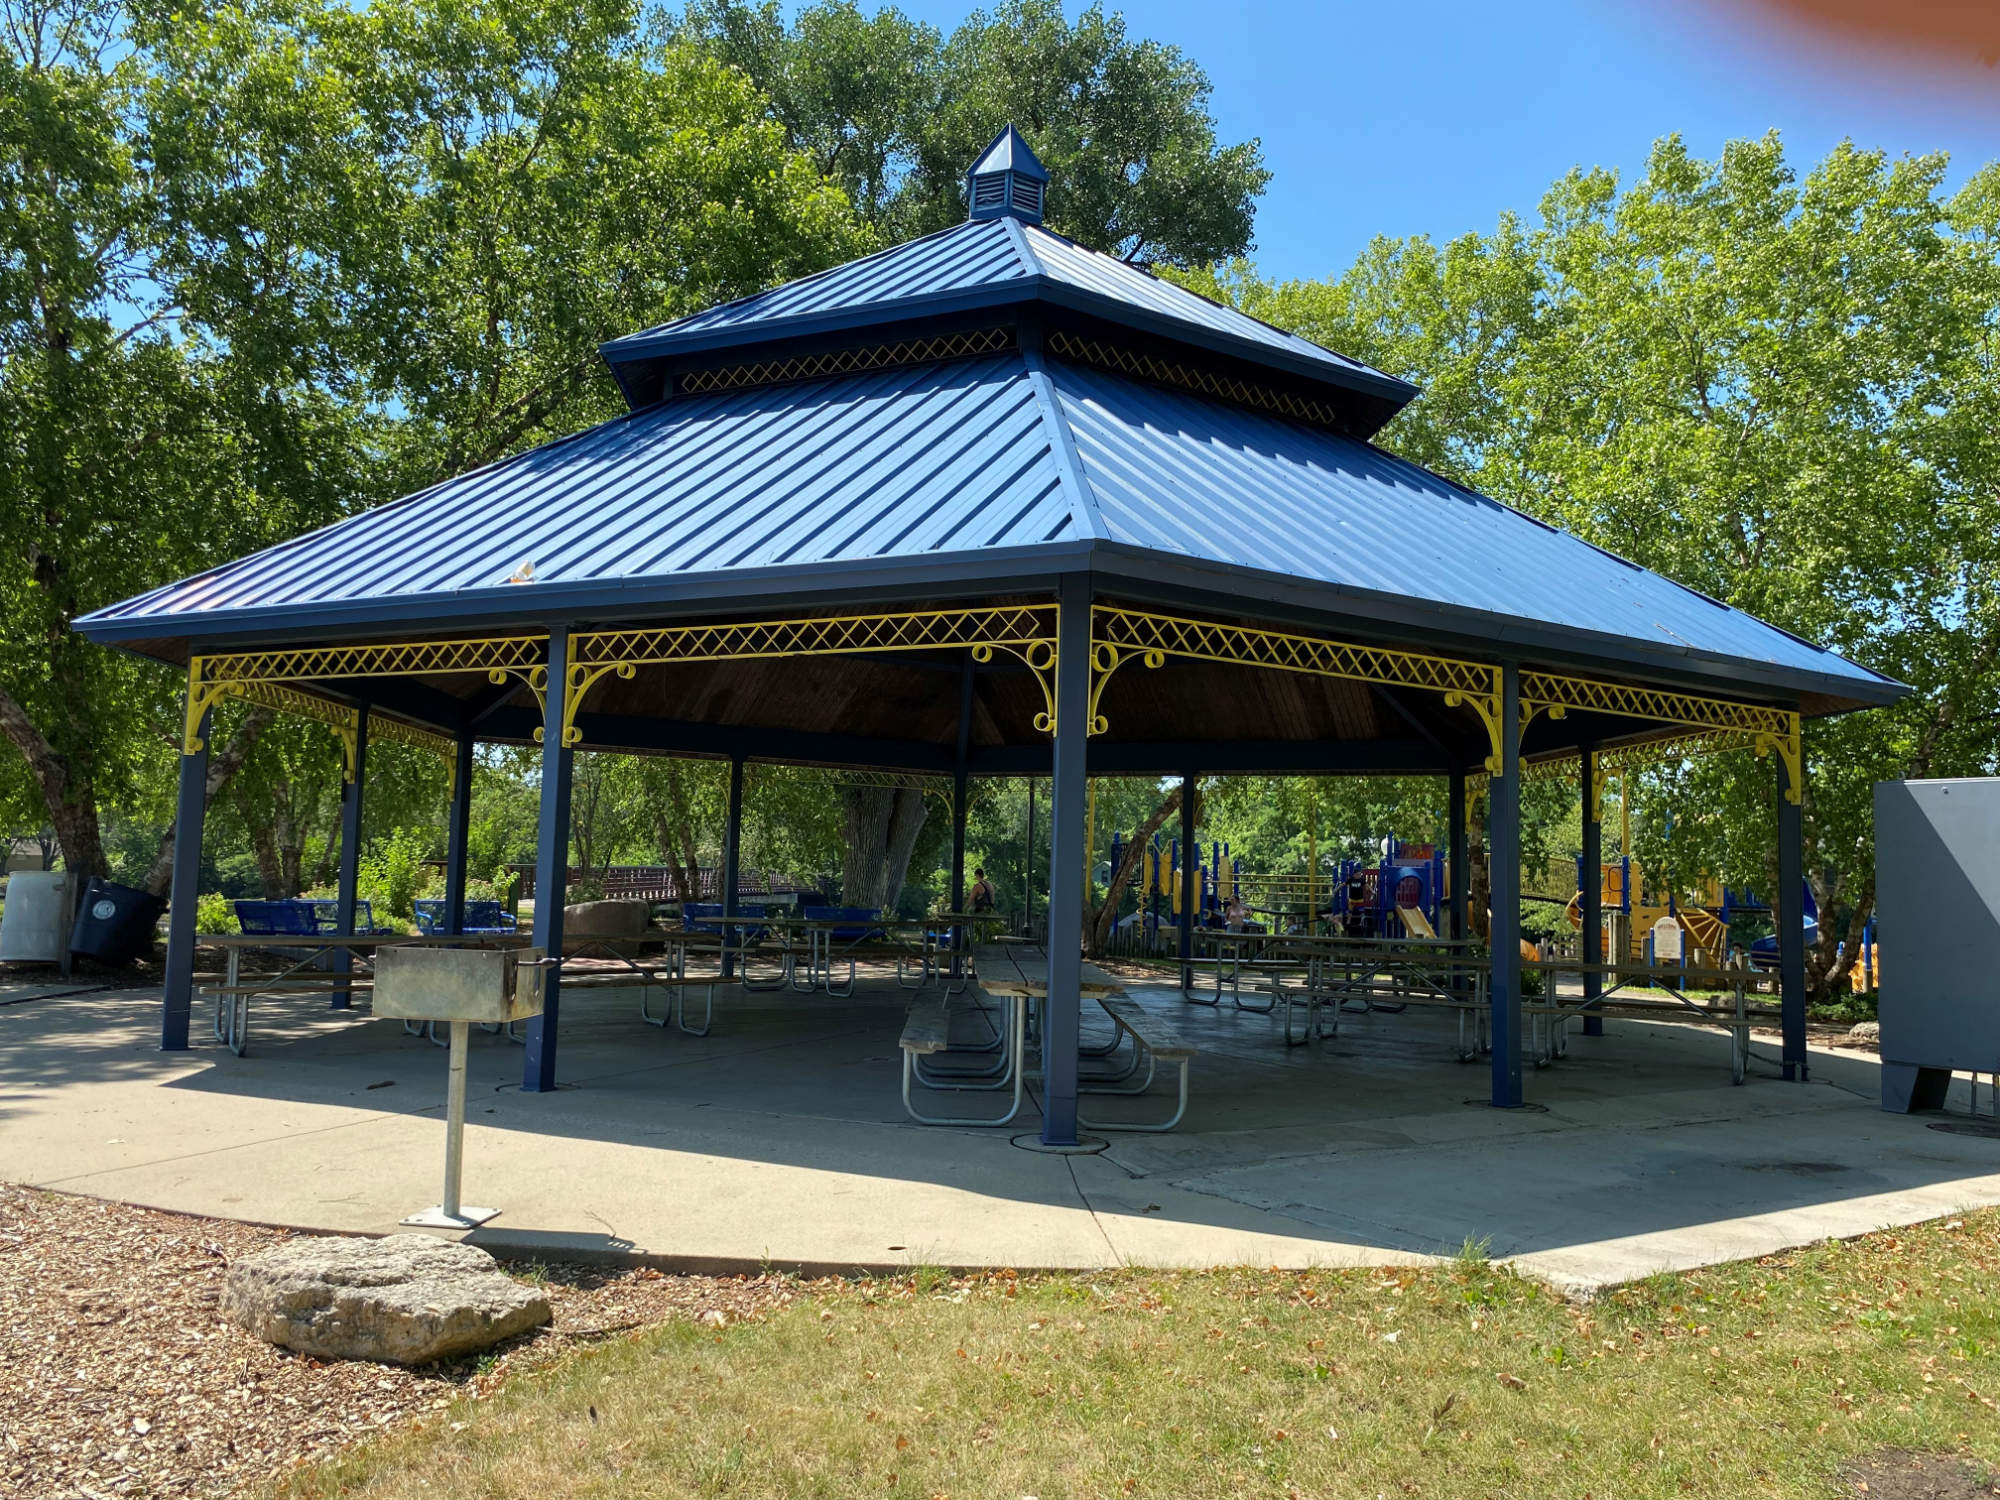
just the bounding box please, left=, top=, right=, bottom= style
left=222, top=1234, right=551, bottom=1365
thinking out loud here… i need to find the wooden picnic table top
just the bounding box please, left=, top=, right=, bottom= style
left=972, top=946, right=1121, bottom=997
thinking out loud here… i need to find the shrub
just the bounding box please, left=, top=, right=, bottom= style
left=356, top=828, right=441, bottom=929
left=196, top=891, right=236, bottom=934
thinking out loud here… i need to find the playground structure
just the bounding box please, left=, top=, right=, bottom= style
left=1106, top=831, right=1448, bottom=946
left=1552, top=858, right=1875, bottom=991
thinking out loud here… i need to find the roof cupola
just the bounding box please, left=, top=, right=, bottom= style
left=965, top=125, right=1048, bottom=224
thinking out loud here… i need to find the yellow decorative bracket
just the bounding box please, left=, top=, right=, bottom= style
left=1085, top=640, right=1164, bottom=735
left=561, top=661, right=630, bottom=747
left=1585, top=750, right=1607, bottom=825
left=1754, top=712, right=1804, bottom=805
left=182, top=659, right=232, bottom=755
left=1445, top=671, right=1508, bottom=776
left=975, top=639, right=1059, bottom=735
left=1519, top=701, right=1566, bottom=741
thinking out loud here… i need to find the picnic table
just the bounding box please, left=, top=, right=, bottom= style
left=758, top=911, right=991, bottom=995
left=898, top=945, right=1124, bottom=1126
left=201, top=931, right=518, bottom=1056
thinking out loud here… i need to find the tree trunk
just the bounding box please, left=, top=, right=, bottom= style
left=840, top=787, right=928, bottom=910
left=142, top=708, right=271, bottom=895
left=247, top=816, right=286, bottom=898
left=1087, top=782, right=1192, bottom=957
left=649, top=763, right=706, bottom=903
left=0, top=682, right=107, bottom=878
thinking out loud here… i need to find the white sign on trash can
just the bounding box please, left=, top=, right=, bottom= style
left=371, top=945, right=545, bottom=1229
left=1651, top=916, right=1684, bottom=964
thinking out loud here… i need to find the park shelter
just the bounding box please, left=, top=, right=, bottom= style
left=77, top=128, right=1903, bottom=1144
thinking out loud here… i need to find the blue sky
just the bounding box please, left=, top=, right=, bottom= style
left=890, top=0, right=2000, bottom=282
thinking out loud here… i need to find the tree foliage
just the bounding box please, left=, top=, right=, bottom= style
left=0, top=0, right=865, bottom=881
left=1187, top=135, right=2000, bottom=995
left=678, top=0, right=1269, bottom=264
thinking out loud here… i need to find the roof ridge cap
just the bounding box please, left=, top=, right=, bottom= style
left=1020, top=342, right=1106, bottom=543
left=1003, top=215, right=1046, bottom=279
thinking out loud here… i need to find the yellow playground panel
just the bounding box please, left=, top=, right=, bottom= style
left=1564, top=862, right=1728, bottom=965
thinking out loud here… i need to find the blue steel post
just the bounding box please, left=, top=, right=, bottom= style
left=1177, top=773, right=1196, bottom=992
left=1448, top=766, right=1469, bottom=943
left=523, top=629, right=573, bottom=1093
left=1041, top=574, right=1092, bottom=1147
left=721, top=754, right=744, bottom=979
left=1489, top=665, right=1524, bottom=1107
left=1777, top=746, right=1808, bottom=1081
left=331, top=704, right=370, bottom=1008
left=443, top=730, right=476, bottom=935
left=1580, top=742, right=1604, bottom=1037
left=161, top=703, right=211, bottom=1051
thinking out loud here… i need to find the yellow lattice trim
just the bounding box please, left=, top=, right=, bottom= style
left=1047, top=330, right=1348, bottom=429
left=1516, top=674, right=1803, bottom=804
left=1088, top=606, right=1506, bottom=772
left=184, top=675, right=457, bottom=785
left=1514, top=723, right=1800, bottom=803
left=184, top=638, right=545, bottom=763
left=369, top=716, right=460, bottom=795
left=1520, top=672, right=1793, bottom=738
left=676, top=328, right=1015, bottom=397
left=566, top=605, right=1061, bottom=746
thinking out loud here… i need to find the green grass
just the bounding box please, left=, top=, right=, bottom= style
left=266, top=1213, right=2000, bottom=1499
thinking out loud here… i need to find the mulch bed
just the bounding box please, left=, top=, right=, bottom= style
left=0, top=1183, right=805, bottom=1498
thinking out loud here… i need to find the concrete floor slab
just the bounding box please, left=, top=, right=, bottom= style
left=3, top=975, right=1997, bottom=1292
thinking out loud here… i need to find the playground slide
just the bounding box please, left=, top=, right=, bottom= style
left=1395, top=904, right=1436, bottom=939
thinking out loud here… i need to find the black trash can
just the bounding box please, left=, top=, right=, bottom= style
left=68, top=878, right=167, bottom=965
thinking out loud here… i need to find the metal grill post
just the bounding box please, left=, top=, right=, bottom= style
left=523, top=629, right=573, bottom=1093
left=1177, top=773, right=1196, bottom=992
left=1040, top=576, right=1091, bottom=1147
left=161, top=699, right=211, bottom=1051
left=1489, top=665, right=1524, bottom=1107
left=332, top=704, right=370, bottom=1008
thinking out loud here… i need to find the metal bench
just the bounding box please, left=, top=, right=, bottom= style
left=1080, top=997, right=1198, bottom=1131
left=413, top=899, right=518, bottom=935
left=530, top=952, right=730, bottom=1037
left=797, top=906, right=887, bottom=995
left=898, top=989, right=1025, bottom=1126
left=684, top=903, right=786, bottom=989
left=233, top=898, right=388, bottom=936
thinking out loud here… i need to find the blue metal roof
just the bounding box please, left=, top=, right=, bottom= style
left=1047, top=363, right=1889, bottom=693
left=94, top=355, right=1074, bottom=623
left=81, top=346, right=1895, bottom=706
left=599, top=218, right=1409, bottom=403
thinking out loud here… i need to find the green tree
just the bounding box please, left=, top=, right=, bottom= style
left=1195, top=135, right=2000, bottom=997
left=680, top=0, right=1269, bottom=264
left=0, top=0, right=864, bottom=887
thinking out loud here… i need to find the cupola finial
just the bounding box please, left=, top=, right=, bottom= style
left=966, top=125, right=1049, bottom=225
